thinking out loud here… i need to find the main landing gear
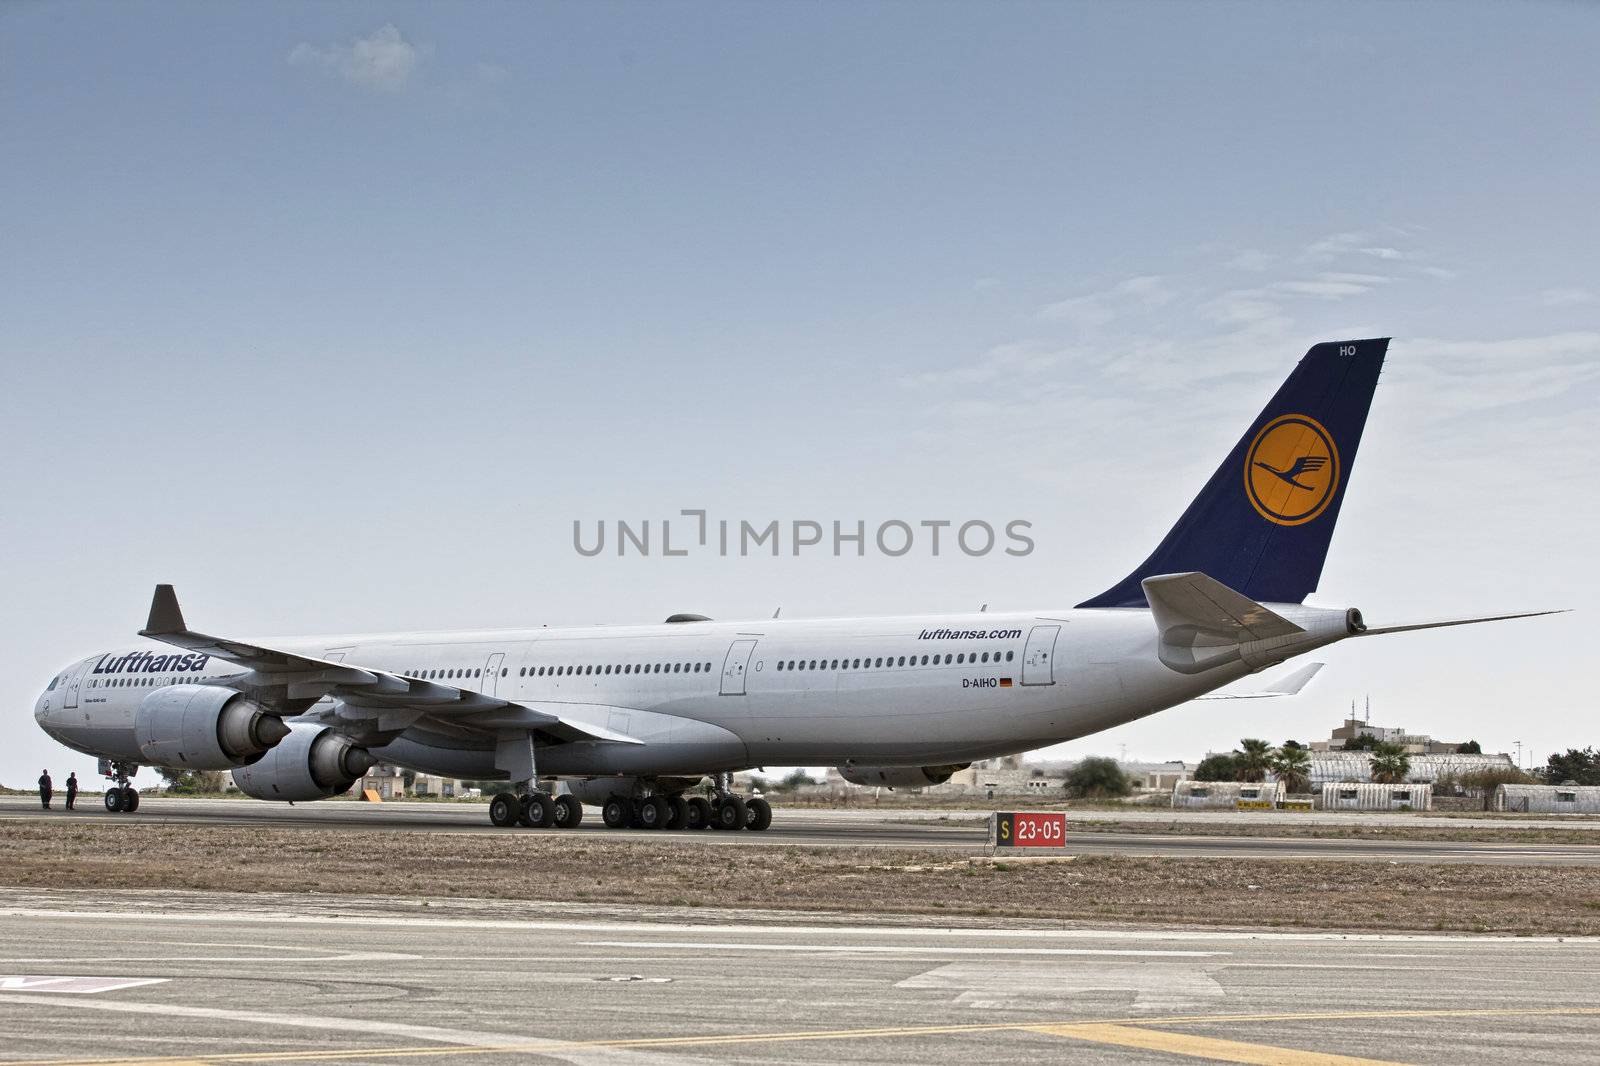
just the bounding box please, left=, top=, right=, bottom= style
left=101, top=761, right=140, bottom=814
left=488, top=789, right=584, bottom=830
left=600, top=774, right=772, bottom=833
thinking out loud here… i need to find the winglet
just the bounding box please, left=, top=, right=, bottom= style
left=140, top=584, right=187, bottom=636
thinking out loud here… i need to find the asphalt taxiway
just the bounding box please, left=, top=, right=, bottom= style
left=0, top=888, right=1596, bottom=1065
left=4, top=796, right=1599, bottom=865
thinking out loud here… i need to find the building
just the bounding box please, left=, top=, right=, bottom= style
left=1493, top=784, right=1600, bottom=814
left=1309, top=752, right=1515, bottom=787
left=1120, top=761, right=1190, bottom=790
left=411, top=774, right=460, bottom=798
left=1308, top=717, right=1474, bottom=755
left=1320, top=782, right=1432, bottom=811
left=1172, top=780, right=1283, bottom=809
left=943, top=757, right=1067, bottom=797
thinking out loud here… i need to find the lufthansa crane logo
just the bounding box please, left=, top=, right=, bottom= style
left=1244, top=414, right=1340, bottom=526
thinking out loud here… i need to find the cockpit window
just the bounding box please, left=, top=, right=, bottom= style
left=46, top=675, right=60, bottom=691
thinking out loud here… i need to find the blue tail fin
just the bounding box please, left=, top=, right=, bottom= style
left=1077, top=338, right=1388, bottom=608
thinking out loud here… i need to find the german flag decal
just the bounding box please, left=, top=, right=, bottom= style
left=999, top=677, right=1013, bottom=687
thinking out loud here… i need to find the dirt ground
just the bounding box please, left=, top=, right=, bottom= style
left=4, top=821, right=1598, bottom=935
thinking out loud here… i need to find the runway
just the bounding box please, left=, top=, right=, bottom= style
left=0, top=888, right=1596, bottom=1065
left=4, top=796, right=1600, bottom=865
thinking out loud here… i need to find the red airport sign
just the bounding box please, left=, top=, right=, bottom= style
left=990, top=811, right=1066, bottom=848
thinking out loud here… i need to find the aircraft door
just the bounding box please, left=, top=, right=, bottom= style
left=1021, top=625, right=1061, bottom=686
left=62, top=663, right=83, bottom=710
left=720, top=639, right=758, bottom=695
left=482, top=652, right=505, bottom=696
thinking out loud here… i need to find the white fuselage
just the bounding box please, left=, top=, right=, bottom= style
left=34, top=605, right=1348, bottom=781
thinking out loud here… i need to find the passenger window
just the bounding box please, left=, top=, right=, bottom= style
left=1006, top=651, right=1014, bottom=661
left=944, top=654, right=954, bottom=664
left=897, top=656, right=906, bottom=666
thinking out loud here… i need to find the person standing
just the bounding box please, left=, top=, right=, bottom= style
left=65, top=772, right=78, bottom=810
left=38, top=770, right=52, bottom=810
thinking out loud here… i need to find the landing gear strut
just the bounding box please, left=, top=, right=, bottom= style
left=100, top=760, right=139, bottom=814
left=707, top=772, right=771, bottom=832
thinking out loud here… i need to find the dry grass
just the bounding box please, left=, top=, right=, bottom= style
left=4, top=821, right=1598, bottom=935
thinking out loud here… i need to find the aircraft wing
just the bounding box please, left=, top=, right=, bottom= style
left=137, top=584, right=642, bottom=747
left=1195, top=661, right=1324, bottom=700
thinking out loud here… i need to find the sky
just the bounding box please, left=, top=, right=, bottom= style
left=2, top=2, right=1595, bottom=788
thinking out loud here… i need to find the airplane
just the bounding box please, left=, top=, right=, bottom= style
left=32, top=338, right=1557, bottom=831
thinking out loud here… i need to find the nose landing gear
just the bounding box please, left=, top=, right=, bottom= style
left=99, top=761, right=140, bottom=814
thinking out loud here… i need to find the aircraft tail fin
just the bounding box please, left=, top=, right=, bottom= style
left=1078, top=338, right=1387, bottom=608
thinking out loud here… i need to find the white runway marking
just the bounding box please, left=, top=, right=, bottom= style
left=0, top=976, right=169, bottom=994
left=0, top=995, right=717, bottom=1065
left=899, top=960, right=1227, bottom=1011
left=2, top=905, right=1594, bottom=944
left=580, top=940, right=1225, bottom=957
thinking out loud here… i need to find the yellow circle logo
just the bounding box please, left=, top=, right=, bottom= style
left=1244, top=414, right=1340, bottom=526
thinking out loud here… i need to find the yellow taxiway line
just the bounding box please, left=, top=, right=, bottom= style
left=7, top=1004, right=1600, bottom=1066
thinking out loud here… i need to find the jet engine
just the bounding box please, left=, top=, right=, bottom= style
left=231, top=723, right=375, bottom=801
left=135, top=684, right=291, bottom=770
left=837, top=763, right=970, bottom=788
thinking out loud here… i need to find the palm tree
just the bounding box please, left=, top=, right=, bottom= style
left=1369, top=741, right=1412, bottom=784
left=1235, top=738, right=1274, bottom=782
left=1271, top=743, right=1312, bottom=794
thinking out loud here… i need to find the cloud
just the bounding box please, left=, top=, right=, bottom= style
left=289, top=24, right=428, bottom=93
left=1541, top=287, right=1595, bottom=307
left=1303, top=231, right=1411, bottom=264
left=909, top=342, right=1070, bottom=388
left=1388, top=331, right=1600, bottom=417
left=1265, top=272, right=1394, bottom=300
left=1039, top=275, right=1172, bottom=326
left=1224, top=249, right=1276, bottom=272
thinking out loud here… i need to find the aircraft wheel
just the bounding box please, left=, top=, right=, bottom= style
left=553, top=794, right=584, bottom=828
left=745, top=797, right=771, bottom=832
left=602, top=796, right=630, bottom=829
left=637, top=795, right=670, bottom=830
left=103, top=787, right=124, bottom=814
left=714, top=795, right=747, bottom=831
left=666, top=796, right=689, bottom=830
left=489, top=792, right=521, bottom=828
left=684, top=796, right=711, bottom=830
left=123, top=788, right=139, bottom=813
left=521, top=793, right=556, bottom=828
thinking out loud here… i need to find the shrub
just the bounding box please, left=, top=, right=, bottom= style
left=1065, top=757, right=1132, bottom=799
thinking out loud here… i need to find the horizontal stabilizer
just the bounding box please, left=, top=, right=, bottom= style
left=1357, top=609, right=1567, bottom=637
left=1142, top=572, right=1305, bottom=647
left=1197, top=661, right=1324, bottom=700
